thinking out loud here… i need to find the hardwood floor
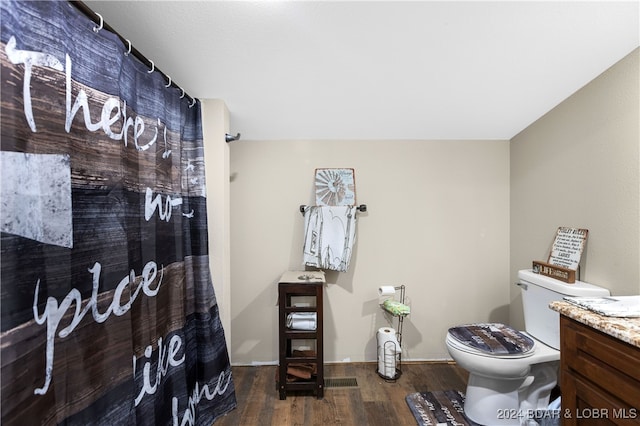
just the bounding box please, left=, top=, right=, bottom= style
left=214, top=361, right=469, bottom=426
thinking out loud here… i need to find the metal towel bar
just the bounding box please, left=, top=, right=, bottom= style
left=299, top=204, right=367, bottom=214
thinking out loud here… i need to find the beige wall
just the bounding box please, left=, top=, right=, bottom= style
left=229, top=139, right=510, bottom=364
left=202, top=99, right=232, bottom=351
left=215, top=48, right=639, bottom=365
left=510, top=48, right=640, bottom=328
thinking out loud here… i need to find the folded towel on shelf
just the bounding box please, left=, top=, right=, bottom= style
left=288, top=349, right=318, bottom=379
left=278, top=350, right=319, bottom=381
left=292, top=349, right=317, bottom=359
left=286, top=312, right=317, bottom=330
left=287, top=364, right=313, bottom=380
left=303, top=205, right=357, bottom=273
left=382, top=299, right=410, bottom=316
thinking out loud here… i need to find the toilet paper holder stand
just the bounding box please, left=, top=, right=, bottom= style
left=378, top=285, right=406, bottom=381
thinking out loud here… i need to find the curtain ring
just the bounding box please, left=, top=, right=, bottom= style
left=93, top=13, right=104, bottom=33
left=165, top=75, right=172, bottom=88
left=189, top=98, right=196, bottom=108
left=180, top=88, right=185, bottom=99
left=124, top=39, right=131, bottom=56
left=147, top=60, right=154, bottom=74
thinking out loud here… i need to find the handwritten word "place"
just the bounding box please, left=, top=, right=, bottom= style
left=32, top=260, right=163, bottom=395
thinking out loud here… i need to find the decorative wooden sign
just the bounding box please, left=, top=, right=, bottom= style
left=532, top=260, right=577, bottom=283
left=533, top=227, right=588, bottom=284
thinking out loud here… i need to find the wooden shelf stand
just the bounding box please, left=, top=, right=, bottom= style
left=277, top=272, right=324, bottom=400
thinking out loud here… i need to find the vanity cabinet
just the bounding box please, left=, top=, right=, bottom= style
left=560, top=315, right=640, bottom=425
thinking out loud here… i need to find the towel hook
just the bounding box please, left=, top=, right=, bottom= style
left=93, top=13, right=104, bottom=33
left=165, top=75, right=172, bottom=88
left=225, top=133, right=241, bottom=143
left=147, top=60, right=155, bottom=74
left=124, top=39, right=131, bottom=56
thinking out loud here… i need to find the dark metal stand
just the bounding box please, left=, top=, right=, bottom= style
left=377, top=285, right=407, bottom=381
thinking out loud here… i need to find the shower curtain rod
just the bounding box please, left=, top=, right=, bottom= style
left=70, top=1, right=196, bottom=104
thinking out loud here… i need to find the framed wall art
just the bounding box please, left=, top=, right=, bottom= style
left=314, top=168, right=356, bottom=206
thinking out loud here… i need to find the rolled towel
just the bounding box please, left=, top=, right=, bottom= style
left=286, top=312, right=317, bottom=330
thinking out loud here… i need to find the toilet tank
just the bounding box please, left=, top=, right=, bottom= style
left=517, top=269, right=610, bottom=350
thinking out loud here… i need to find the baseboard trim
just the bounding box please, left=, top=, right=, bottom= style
left=231, top=358, right=457, bottom=367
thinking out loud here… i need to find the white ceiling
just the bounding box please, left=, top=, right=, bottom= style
left=84, top=1, right=639, bottom=140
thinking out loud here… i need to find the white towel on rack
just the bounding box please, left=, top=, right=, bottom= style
left=286, top=312, right=317, bottom=330
left=303, top=205, right=357, bottom=272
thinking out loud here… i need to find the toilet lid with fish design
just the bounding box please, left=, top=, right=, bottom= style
left=448, top=323, right=535, bottom=356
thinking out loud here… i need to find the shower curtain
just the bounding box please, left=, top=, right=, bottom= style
left=0, top=1, right=236, bottom=425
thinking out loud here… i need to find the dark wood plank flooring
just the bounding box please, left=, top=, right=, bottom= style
left=214, top=361, right=468, bottom=426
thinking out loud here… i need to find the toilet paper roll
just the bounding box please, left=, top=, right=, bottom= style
left=378, top=286, right=396, bottom=297
left=377, top=327, right=401, bottom=379
left=378, top=341, right=399, bottom=378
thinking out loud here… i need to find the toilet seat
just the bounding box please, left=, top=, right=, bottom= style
left=445, top=331, right=559, bottom=380
left=447, top=323, right=535, bottom=357
left=446, top=333, right=534, bottom=359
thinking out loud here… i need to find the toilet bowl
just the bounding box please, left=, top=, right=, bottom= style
left=446, top=328, right=559, bottom=425
left=446, top=269, right=610, bottom=426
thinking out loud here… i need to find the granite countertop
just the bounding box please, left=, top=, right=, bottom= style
left=550, top=301, right=640, bottom=348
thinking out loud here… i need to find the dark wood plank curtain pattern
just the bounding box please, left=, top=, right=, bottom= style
left=0, top=1, right=237, bottom=424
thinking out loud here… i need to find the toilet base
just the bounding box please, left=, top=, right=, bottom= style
left=464, top=374, right=525, bottom=425
left=463, top=362, right=559, bottom=426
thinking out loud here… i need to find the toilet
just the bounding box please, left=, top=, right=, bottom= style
left=446, top=269, right=610, bottom=425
